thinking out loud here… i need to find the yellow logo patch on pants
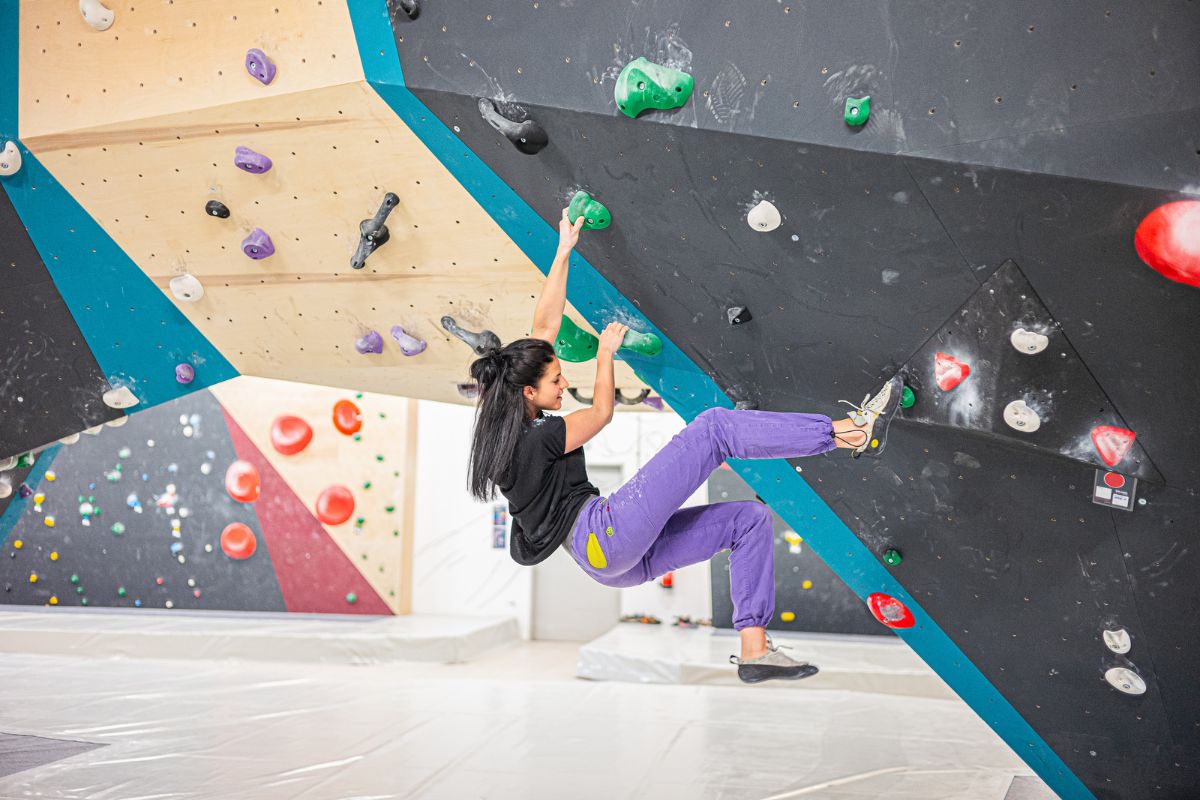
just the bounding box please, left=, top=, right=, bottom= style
left=586, top=531, right=608, bottom=569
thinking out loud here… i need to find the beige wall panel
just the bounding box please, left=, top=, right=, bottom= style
left=25, top=78, right=651, bottom=406
left=19, top=0, right=363, bottom=139
left=212, top=376, right=418, bottom=615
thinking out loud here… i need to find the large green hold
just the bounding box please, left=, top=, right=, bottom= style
left=567, top=191, right=611, bottom=230
left=615, top=57, right=694, bottom=118
left=554, top=315, right=661, bottom=363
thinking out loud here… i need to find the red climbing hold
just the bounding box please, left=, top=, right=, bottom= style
left=1134, top=200, right=1200, bottom=288
left=270, top=415, right=313, bottom=455
left=934, top=352, right=971, bottom=391
left=224, top=460, right=261, bottom=503
left=333, top=399, right=363, bottom=436
left=867, top=592, right=915, bottom=629
left=220, top=522, right=258, bottom=560
left=1091, top=426, right=1136, bottom=467
left=315, top=485, right=355, bottom=525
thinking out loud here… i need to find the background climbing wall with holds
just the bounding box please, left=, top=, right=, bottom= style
left=7, top=0, right=654, bottom=432
left=0, top=378, right=416, bottom=615
left=379, top=2, right=1200, bottom=797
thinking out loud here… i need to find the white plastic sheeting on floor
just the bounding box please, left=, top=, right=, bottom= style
left=0, top=646, right=1047, bottom=799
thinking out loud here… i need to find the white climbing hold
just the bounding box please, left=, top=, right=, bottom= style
left=1003, top=400, right=1041, bottom=433
left=169, top=273, right=205, bottom=302
left=105, top=416, right=129, bottom=428
left=747, top=200, right=781, bottom=232
left=102, top=386, right=139, bottom=410
left=1010, top=327, right=1049, bottom=355
left=0, top=477, right=11, bottom=500
left=79, top=0, right=115, bottom=31
left=0, top=141, right=21, bottom=177
left=0, top=455, right=15, bottom=471
left=82, top=425, right=104, bottom=435
left=1104, top=666, right=1146, bottom=695
left=1103, top=628, right=1131, bottom=655
left=58, top=433, right=81, bottom=445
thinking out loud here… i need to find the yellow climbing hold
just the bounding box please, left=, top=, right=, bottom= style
left=13, top=540, right=22, bottom=550
left=586, top=531, right=608, bottom=569
left=45, top=470, right=56, bottom=481
left=29, top=573, right=38, bottom=584
left=780, top=611, right=796, bottom=622
left=50, top=552, right=59, bottom=561
left=802, top=580, right=813, bottom=590
left=44, top=516, right=56, bottom=528
left=49, top=596, right=58, bottom=605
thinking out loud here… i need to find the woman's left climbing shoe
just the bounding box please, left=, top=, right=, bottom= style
left=729, top=634, right=820, bottom=684
left=839, top=374, right=904, bottom=458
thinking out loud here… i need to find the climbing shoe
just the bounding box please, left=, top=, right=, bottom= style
left=729, top=634, right=819, bottom=684
left=838, top=374, right=904, bottom=458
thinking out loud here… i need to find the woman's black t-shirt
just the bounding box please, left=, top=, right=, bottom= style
left=499, top=412, right=599, bottom=566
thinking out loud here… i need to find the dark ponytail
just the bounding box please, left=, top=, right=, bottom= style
left=467, top=337, right=557, bottom=501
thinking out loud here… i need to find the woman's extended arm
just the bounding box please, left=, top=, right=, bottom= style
left=531, top=209, right=585, bottom=342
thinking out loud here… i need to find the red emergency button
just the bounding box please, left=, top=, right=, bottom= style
left=1103, top=472, right=1126, bottom=489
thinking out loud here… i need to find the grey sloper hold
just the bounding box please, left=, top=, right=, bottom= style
left=567, top=388, right=650, bottom=406
left=441, top=316, right=501, bottom=356
left=351, top=192, right=399, bottom=269
left=477, top=98, right=548, bottom=155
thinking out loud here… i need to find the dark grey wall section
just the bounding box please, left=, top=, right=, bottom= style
left=0, top=391, right=285, bottom=612
left=394, top=5, right=1200, bottom=797
left=708, top=467, right=889, bottom=637
left=396, top=0, right=1200, bottom=192
left=0, top=190, right=121, bottom=462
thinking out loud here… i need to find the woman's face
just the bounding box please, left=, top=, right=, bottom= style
left=525, top=356, right=568, bottom=414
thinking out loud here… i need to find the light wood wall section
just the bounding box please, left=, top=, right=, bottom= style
left=213, top=376, right=419, bottom=615
left=19, top=0, right=653, bottom=410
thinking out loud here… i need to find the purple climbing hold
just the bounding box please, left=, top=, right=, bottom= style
left=245, top=48, right=277, bottom=85
left=175, top=363, right=195, bottom=384
left=642, top=396, right=665, bottom=411
left=456, top=382, right=480, bottom=400
left=241, top=228, right=275, bottom=259
left=18, top=483, right=33, bottom=499
left=355, top=330, right=384, bottom=355
left=234, top=146, right=272, bottom=174
left=390, top=325, right=427, bottom=356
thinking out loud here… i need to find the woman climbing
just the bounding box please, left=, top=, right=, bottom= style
left=467, top=207, right=903, bottom=684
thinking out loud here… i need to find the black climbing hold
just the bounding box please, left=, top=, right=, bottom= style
left=727, top=306, right=752, bottom=325
left=388, top=0, right=419, bottom=21
left=734, top=400, right=759, bottom=410
left=205, top=200, right=230, bottom=219
left=477, top=98, right=548, bottom=155
left=441, top=315, right=501, bottom=356
left=615, top=389, right=651, bottom=406
left=351, top=191, right=399, bottom=269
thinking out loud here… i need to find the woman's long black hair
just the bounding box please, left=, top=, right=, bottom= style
left=467, top=337, right=557, bottom=501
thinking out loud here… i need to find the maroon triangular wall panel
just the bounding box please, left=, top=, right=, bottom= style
left=222, top=408, right=392, bottom=615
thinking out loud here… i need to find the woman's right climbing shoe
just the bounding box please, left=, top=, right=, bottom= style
left=729, top=634, right=820, bottom=684
left=838, top=374, right=904, bottom=458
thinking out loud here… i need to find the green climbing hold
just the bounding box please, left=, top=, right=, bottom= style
left=76, top=586, right=84, bottom=594
left=615, top=56, right=694, bottom=118
left=346, top=592, right=358, bottom=604
left=567, top=191, right=611, bottom=230
left=353, top=433, right=362, bottom=442
left=883, top=548, right=902, bottom=566
left=70, top=574, right=80, bottom=585
left=621, top=328, right=662, bottom=357
left=385, top=505, right=395, bottom=513
left=900, top=386, right=916, bottom=409
left=554, top=314, right=599, bottom=363
left=844, top=95, right=870, bottom=126
left=16, top=452, right=35, bottom=468
left=81, top=598, right=88, bottom=606
left=111, top=522, right=125, bottom=536
left=117, top=586, right=127, bottom=598
left=363, top=481, right=372, bottom=490
left=555, top=314, right=662, bottom=363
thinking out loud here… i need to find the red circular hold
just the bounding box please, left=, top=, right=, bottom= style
left=1103, top=472, right=1126, bottom=489
left=220, top=522, right=257, bottom=560
left=224, top=460, right=261, bottom=503
left=867, top=592, right=915, bottom=629
left=1134, top=200, right=1200, bottom=288
left=333, top=400, right=363, bottom=436
left=315, top=485, right=355, bottom=525
left=270, top=414, right=313, bottom=455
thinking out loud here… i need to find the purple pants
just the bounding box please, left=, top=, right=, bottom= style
left=567, top=407, right=836, bottom=631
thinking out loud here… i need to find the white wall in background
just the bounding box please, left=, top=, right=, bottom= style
left=411, top=400, right=713, bottom=640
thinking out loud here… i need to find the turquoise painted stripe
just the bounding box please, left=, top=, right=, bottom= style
left=0, top=0, right=238, bottom=410
left=348, top=3, right=1090, bottom=797
left=0, top=446, right=61, bottom=546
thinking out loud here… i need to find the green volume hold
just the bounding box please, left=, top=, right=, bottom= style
left=615, top=57, right=694, bottom=118
left=554, top=314, right=662, bottom=363
left=567, top=190, right=611, bottom=230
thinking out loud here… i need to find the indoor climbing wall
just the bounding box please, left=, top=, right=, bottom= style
left=372, top=2, right=1200, bottom=798
left=5, top=0, right=653, bottom=440
left=0, top=377, right=416, bottom=615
